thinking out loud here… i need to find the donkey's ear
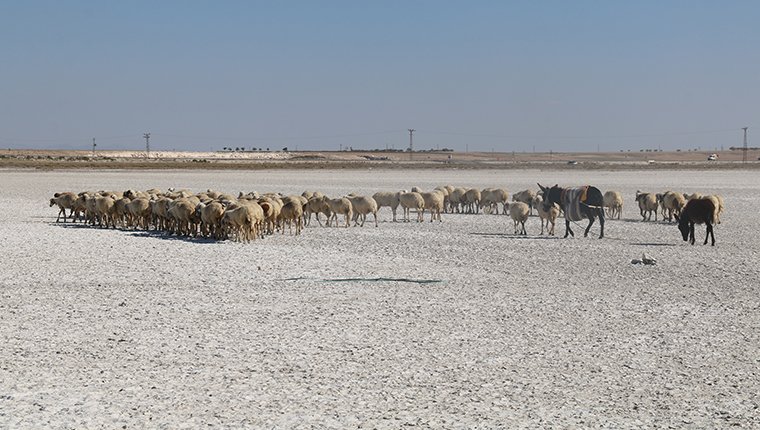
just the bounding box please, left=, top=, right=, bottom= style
left=537, top=183, right=546, bottom=191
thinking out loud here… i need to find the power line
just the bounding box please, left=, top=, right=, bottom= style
left=150, top=130, right=404, bottom=142
left=418, top=127, right=742, bottom=140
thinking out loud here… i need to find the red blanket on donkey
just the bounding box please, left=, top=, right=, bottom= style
left=560, top=186, right=589, bottom=222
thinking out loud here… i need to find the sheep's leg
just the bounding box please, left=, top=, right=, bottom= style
left=521, top=220, right=526, bottom=235
left=373, top=212, right=378, bottom=227
left=707, top=223, right=715, bottom=246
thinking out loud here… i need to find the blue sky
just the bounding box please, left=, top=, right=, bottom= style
left=2, top=1, right=759, bottom=152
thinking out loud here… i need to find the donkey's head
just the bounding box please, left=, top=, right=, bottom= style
left=537, top=183, right=560, bottom=211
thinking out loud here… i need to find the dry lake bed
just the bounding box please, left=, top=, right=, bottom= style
left=1, top=168, right=758, bottom=428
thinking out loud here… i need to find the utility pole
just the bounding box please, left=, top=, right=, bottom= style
left=143, top=132, right=151, bottom=157
left=408, top=128, right=415, bottom=161
left=742, top=127, right=749, bottom=163
left=92, top=137, right=96, bottom=157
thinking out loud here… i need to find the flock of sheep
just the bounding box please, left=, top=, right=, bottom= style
left=634, top=190, right=725, bottom=224
left=47, top=185, right=723, bottom=242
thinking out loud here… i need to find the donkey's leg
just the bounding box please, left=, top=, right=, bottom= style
left=689, top=223, right=696, bottom=245
left=598, top=208, right=605, bottom=238
left=709, top=223, right=715, bottom=246
left=564, top=219, right=574, bottom=237
left=584, top=215, right=595, bottom=237
left=705, top=223, right=715, bottom=246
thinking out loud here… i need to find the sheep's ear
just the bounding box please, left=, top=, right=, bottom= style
left=553, top=184, right=558, bottom=189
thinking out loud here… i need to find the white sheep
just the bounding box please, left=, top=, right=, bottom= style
left=433, top=186, right=450, bottom=213
left=113, top=196, right=132, bottom=228
left=420, top=191, right=444, bottom=222
left=304, top=195, right=332, bottom=226
left=327, top=197, right=353, bottom=228
left=372, top=191, right=401, bottom=222
left=167, top=199, right=197, bottom=236
left=635, top=191, right=658, bottom=221
left=659, top=191, right=686, bottom=222
left=125, top=198, right=151, bottom=230
left=347, top=195, right=379, bottom=227
left=705, top=194, right=725, bottom=224
left=399, top=192, right=425, bottom=222
left=464, top=188, right=482, bottom=214
left=508, top=202, right=530, bottom=235
left=149, top=197, right=171, bottom=231
left=535, top=196, right=560, bottom=235
left=196, top=201, right=226, bottom=239
left=222, top=205, right=256, bottom=242
left=94, top=195, right=116, bottom=228
left=279, top=200, right=304, bottom=235
left=257, top=197, right=282, bottom=234
left=49, top=192, right=77, bottom=222
left=512, top=189, right=537, bottom=215
left=448, top=187, right=467, bottom=213
left=480, top=188, right=509, bottom=214
left=603, top=190, right=624, bottom=220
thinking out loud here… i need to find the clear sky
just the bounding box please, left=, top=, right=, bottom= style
left=2, top=1, right=759, bottom=152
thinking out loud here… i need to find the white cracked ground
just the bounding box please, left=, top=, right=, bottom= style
left=0, top=168, right=758, bottom=429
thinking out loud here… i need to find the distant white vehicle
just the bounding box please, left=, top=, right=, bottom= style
left=707, top=154, right=718, bottom=161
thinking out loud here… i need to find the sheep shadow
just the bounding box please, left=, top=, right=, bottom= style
left=612, top=218, right=677, bottom=225
left=125, top=230, right=222, bottom=244
left=51, top=222, right=221, bottom=244
left=628, top=242, right=677, bottom=247
left=50, top=222, right=103, bottom=230
left=469, top=232, right=561, bottom=240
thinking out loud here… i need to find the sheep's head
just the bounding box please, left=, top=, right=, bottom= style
left=49, top=198, right=56, bottom=207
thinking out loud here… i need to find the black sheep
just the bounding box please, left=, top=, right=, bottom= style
left=676, top=198, right=716, bottom=246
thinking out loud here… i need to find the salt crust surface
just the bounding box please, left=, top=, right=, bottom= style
left=0, top=168, right=758, bottom=428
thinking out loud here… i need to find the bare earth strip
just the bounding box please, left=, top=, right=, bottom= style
left=0, top=168, right=758, bottom=428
